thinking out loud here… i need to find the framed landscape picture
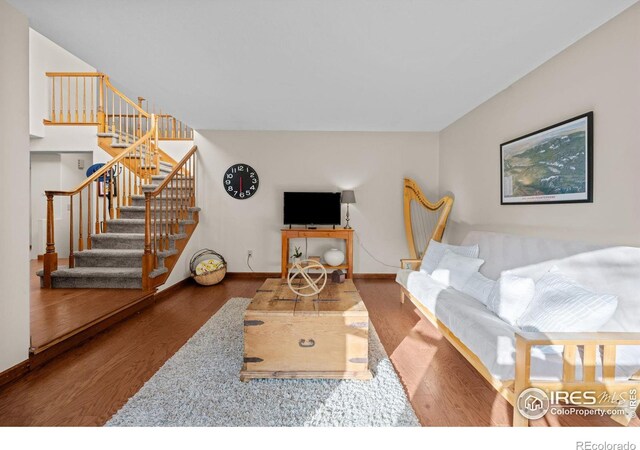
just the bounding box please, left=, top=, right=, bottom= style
left=500, top=112, right=593, bottom=205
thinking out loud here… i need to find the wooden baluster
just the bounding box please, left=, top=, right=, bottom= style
left=111, top=89, right=115, bottom=133
left=78, top=191, right=84, bottom=251
left=87, top=184, right=92, bottom=249
left=82, top=77, right=87, bottom=122
left=174, top=176, right=178, bottom=233
left=109, top=167, right=114, bottom=220
left=102, top=174, right=107, bottom=232
left=97, top=76, right=104, bottom=132
left=67, top=77, right=71, bottom=122
left=159, top=189, right=166, bottom=252
left=119, top=96, right=122, bottom=140
left=164, top=183, right=169, bottom=250
left=43, top=193, right=58, bottom=288
left=153, top=196, right=157, bottom=260
left=95, top=177, right=100, bottom=234
left=75, top=77, right=79, bottom=122
left=172, top=118, right=177, bottom=139
left=128, top=153, right=132, bottom=205
left=51, top=77, right=56, bottom=122
left=90, top=77, right=94, bottom=122
left=114, top=163, right=120, bottom=218
left=142, top=193, right=153, bottom=291
left=69, top=196, right=75, bottom=268
left=59, top=77, right=63, bottom=122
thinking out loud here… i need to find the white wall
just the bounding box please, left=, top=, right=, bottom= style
left=190, top=131, right=439, bottom=275
left=0, top=0, right=30, bottom=373
left=439, top=3, right=640, bottom=246
left=158, top=140, right=195, bottom=163
left=29, top=29, right=95, bottom=138
left=30, top=152, right=93, bottom=259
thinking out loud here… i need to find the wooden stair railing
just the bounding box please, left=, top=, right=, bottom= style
left=42, top=118, right=160, bottom=288
left=143, top=145, right=198, bottom=290
left=44, top=72, right=193, bottom=142
left=45, top=71, right=181, bottom=167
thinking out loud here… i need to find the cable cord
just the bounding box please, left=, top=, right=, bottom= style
left=246, top=253, right=254, bottom=272
left=354, top=230, right=401, bottom=269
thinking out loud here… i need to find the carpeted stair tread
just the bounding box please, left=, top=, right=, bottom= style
left=75, top=249, right=143, bottom=256
left=50, top=267, right=142, bottom=278
left=91, top=232, right=187, bottom=239
left=107, top=218, right=196, bottom=225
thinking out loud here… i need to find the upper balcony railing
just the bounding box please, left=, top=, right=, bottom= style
left=45, top=72, right=194, bottom=141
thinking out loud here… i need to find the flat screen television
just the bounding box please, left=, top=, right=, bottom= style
left=284, top=192, right=341, bottom=226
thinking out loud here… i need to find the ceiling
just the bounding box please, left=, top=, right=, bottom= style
left=9, top=0, right=638, bottom=131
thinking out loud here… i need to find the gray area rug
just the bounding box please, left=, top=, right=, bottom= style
left=107, top=298, right=420, bottom=427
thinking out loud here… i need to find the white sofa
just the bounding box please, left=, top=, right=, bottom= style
left=396, top=231, right=640, bottom=425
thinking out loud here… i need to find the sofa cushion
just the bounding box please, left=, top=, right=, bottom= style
left=460, top=272, right=496, bottom=305
left=460, top=231, right=600, bottom=280
left=518, top=270, right=618, bottom=333
left=486, top=273, right=535, bottom=327
left=431, top=250, right=484, bottom=291
left=398, top=270, right=570, bottom=381
left=420, top=239, right=479, bottom=275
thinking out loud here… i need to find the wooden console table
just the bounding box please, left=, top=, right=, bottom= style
left=281, top=228, right=354, bottom=279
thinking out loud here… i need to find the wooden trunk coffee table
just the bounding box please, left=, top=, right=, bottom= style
left=240, top=278, right=372, bottom=381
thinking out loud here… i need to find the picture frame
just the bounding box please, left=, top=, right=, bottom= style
left=500, top=112, right=593, bottom=205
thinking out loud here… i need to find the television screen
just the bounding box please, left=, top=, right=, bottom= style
left=284, top=192, right=341, bottom=226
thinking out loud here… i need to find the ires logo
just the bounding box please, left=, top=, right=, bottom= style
left=549, top=391, right=598, bottom=405
left=517, top=388, right=638, bottom=420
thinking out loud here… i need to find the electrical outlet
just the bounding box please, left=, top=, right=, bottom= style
left=247, top=250, right=253, bottom=258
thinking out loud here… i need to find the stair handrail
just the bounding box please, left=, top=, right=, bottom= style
left=142, top=145, right=198, bottom=290
left=42, top=116, right=160, bottom=288
left=45, top=125, right=155, bottom=197
left=102, top=75, right=150, bottom=119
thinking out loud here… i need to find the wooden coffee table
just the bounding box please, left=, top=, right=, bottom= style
left=240, top=278, right=372, bottom=381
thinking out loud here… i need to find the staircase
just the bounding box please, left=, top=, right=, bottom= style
left=38, top=72, right=199, bottom=291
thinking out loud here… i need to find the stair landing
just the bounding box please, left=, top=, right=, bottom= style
left=30, top=259, right=155, bottom=360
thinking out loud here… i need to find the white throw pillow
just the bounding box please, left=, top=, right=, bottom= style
left=431, top=250, right=484, bottom=291
left=461, top=272, right=496, bottom=305
left=487, top=273, right=536, bottom=326
left=518, top=270, right=618, bottom=332
left=420, top=239, right=479, bottom=275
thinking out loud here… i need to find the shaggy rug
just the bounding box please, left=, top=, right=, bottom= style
left=107, top=298, right=420, bottom=427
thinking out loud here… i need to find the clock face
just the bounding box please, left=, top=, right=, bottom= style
left=223, top=163, right=259, bottom=199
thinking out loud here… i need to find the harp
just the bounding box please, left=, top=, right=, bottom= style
left=403, top=178, right=454, bottom=259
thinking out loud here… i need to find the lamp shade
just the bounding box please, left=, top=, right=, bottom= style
left=341, top=190, right=356, bottom=204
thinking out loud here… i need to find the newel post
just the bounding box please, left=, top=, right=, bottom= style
left=142, top=192, right=154, bottom=291
left=43, top=192, right=58, bottom=288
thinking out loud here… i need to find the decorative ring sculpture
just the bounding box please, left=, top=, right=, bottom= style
left=287, top=259, right=328, bottom=297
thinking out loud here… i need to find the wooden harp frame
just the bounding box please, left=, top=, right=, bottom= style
left=403, top=178, right=454, bottom=259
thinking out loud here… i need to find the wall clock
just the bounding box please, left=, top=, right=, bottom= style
left=223, top=163, right=259, bottom=199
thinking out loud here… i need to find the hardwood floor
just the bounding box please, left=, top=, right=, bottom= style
left=0, top=277, right=635, bottom=426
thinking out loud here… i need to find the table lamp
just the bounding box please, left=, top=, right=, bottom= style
left=341, top=190, right=356, bottom=229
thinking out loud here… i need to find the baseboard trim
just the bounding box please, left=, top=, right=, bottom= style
left=0, top=359, right=30, bottom=390
left=155, top=278, right=191, bottom=301
left=226, top=272, right=280, bottom=279
left=352, top=273, right=396, bottom=279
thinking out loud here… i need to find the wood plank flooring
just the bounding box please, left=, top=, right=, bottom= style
left=30, top=259, right=153, bottom=352
left=0, top=277, right=636, bottom=426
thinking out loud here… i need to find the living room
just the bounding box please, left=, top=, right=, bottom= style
left=1, top=0, right=639, bottom=446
